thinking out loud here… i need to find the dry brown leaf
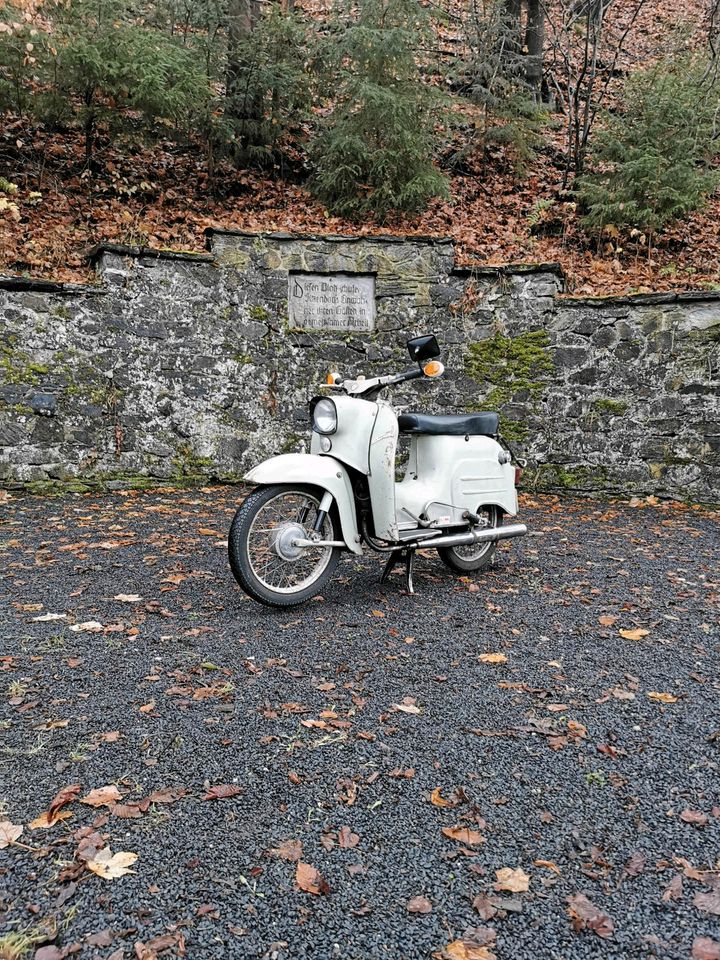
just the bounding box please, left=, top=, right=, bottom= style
left=567, top=893, right=615, bottom=938
left=0, top=820, right=23, bottom=848
left=430, top=787, right=455, bottom=808
left=618, top=628, right=649, bottom=641
left=47, top=783, right=81, bottom=820
left=494, top=866, right=530, bottom=893
left=203, top=784, right=242, bottom=800
left=694, top=890, right=720, bottom=916
left=648, top=691, right=679, bottom=703
left=533, top=859, right=561, bottom=874
left=680, top=808, right=709, bottom=827
left=81, top=785, right=122, bottom=808
left=441, top=940, right=496, bottom=960
left=338, top=825, right=360, bottom=849
left=295, top=861, right=330, bottom=896
left=407, top=895, right=432, bottom=914
left=693, top=936, right=720, bottom=960
left=442, top=825, right=485, bottom=846
left=147, top=786, right=187, bottom=804
left=28, top=809, right=73, bottom=830
left=479, top=653, right=507, bottom=664
left=269, top=839, right=303, bottom=861
left=85, top=847, right=137, bottom=880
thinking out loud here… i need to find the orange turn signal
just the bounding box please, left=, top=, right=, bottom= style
left=326, top=371, right=338, bottom=385
left=423, top=360, right=444, bottom=377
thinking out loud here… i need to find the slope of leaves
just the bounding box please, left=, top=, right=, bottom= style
left=1, top=0, right=719, bottom=295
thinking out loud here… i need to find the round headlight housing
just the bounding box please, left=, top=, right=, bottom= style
left=312, top=398, right=337, bottom=435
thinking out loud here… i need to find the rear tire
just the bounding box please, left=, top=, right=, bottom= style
left=437, top=505, right=503, bottom=573
left=228, top=484, right=342, bottom=607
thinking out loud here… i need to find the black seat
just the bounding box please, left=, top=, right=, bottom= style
left=397, top=412, right=499, bottom=437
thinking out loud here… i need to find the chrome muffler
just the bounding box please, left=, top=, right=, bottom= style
left=412, top=522, right=528, bottom=551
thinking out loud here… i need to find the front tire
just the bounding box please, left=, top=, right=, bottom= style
left=228, top=484, right=342, bottom=607
left=437, top=505, right=503, bottom=573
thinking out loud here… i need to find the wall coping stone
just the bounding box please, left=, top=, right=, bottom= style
left=453, top=262, right=565, bottom=279
left=205, top=226, right=455, bottom=247
left=560, top=289, right=720, bottom=308
left=86, top=243, right=216, bottom=266
left=0, top=274, right=105, bottom=295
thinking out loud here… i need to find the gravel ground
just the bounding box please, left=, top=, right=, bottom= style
left=0, top=486, right=719, bottom=960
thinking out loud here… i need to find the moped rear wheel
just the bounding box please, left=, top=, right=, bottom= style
left=228, top=484, right=342, bottom=607
left=437, top=505, right=503, bottom=573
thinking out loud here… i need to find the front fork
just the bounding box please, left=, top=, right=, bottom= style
left=293, top=492, right=345, bottom=549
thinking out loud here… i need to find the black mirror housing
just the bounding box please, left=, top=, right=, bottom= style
left=406, top=334, right=440, bottom=363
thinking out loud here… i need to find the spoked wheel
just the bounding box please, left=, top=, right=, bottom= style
left=437, top=505, right=503, bottom=573
left=228, top=484, right=342, bottom=607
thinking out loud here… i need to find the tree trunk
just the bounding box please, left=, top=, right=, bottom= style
left=524, top=0, right=544, bottom=100
left=226, top=0, right=259, bottom=104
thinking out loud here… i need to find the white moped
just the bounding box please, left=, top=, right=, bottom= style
left=228, top=334, right=527, bottom=607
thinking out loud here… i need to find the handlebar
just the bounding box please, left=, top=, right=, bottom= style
left=325, top=362, right=443, bottom=398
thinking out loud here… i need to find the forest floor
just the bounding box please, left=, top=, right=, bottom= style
left=2, top=1, right=719, bottom=296
left=1, top=487, right=719, bottom=959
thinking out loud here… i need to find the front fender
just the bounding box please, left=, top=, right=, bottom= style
left=244, top=454, right=362, bottom=555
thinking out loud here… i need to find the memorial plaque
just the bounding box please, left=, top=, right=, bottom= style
left=288, top=272, right=376, bottom=331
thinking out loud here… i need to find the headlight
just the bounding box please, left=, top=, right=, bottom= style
left=312, top=398, right=337, bottom=435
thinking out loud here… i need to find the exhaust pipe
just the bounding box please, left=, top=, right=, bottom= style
left=411, top=522, right=528, bottom=551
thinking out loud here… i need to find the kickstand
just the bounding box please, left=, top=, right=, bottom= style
left=380, top=548, right=415, bottom=594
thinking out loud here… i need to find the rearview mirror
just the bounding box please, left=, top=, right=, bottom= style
left=407, top=334, right=440, bottom=363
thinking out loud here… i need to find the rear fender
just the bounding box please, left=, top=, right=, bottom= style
left=244, top=454, right=362, bottom=555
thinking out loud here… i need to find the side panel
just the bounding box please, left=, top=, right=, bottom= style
left=395, top=435, right=518, bottom=520
left=368, top=403, right=400, bottom=541
left=244, top=454, right=363, bottom=554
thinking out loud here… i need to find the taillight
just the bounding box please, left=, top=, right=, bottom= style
left=514, top=466, right=523, bottom=487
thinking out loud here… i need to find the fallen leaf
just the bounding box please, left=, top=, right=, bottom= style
left=430, top=787, right=456, bottom=808
left=567, top=893, right=615, bottom=938
left=441, top=940, right=496, bottom=960
left=113, top=594, right=142, bottom=602
left=81, top=785, right=122, bottom=808
left=680, top=809, right=709, bottom=827
left=269, top=839, right=303, bottom=861
left=661, top=874, right=683, bottom=902
left=147, top=786, right=187, bottom=804
left=494, top=867, right=530, bottom=893
left=338, top=825, right=360, bottom=849
left=28, top=809, right=73, bottom=830
left=32, top=613, right=67, bottom=622
left=69, top=621, right=104, bottom=632
left=619, top=628, right=649, bottom=640
left=406, top=895, right=432, bottom=914
left=479, top=653, right=507, bottom=664
left=392, top=698, right=421, bottom=714
left=648, top=692, right=679, bottom=703
left=295, top=862, right=330, bottom=896
left=0, top=820, right=23, bottom=848
left=47, top=784, right=81, bottom=821
left=694, top=890, right=720, bottom=916
left=472, top=894, right=497, bottom=920
left=534, top=859, right=561, bottom=874
left=203, top=784, right=242, bottom=800
left=693, top=936, right=720, bottom=959
left=85, top=847, right=138, bottom=880
left=442, top=826, right=485, bottom=846
left=624, top=851, right=646, bottom=877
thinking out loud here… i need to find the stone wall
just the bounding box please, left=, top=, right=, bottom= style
left=1, top=229, right=718, bottom=502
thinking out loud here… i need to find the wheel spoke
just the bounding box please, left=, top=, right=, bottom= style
left=245, top=491, right=335, bottom=594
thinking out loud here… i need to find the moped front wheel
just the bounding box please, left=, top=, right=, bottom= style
left=228, top=484, right=342, bottom=607
left=437, top=505, right=503, bottom=573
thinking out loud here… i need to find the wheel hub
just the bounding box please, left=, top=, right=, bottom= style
left=269, top=522, right=307, bottom=561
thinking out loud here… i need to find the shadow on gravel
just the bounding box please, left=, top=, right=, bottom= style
left=0, top=487, right=719, bottom=960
